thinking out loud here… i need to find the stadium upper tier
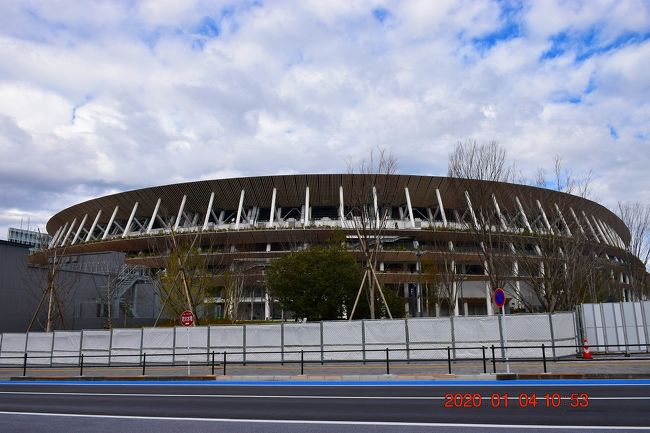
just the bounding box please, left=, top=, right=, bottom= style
left=44, top=174, right=629, bottom=253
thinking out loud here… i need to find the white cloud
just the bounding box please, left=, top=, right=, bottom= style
left=0, top=0, right=648, bottom=240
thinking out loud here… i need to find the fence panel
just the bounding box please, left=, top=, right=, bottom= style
left=142, top=327, right=174, bottom=364
left=109, top=329, right=140, bottom=365
left=407, top=318, right=452, bottom=360
left=0, top=333, right=27, bottom=365
left=552, top=312, right=578, bottom=357
left=622, top=303, right=641, bottom=352
left=209, top=325, right=244, bottom=362
left=81, top=330, right=111, bottom=365
left=52, top=331, right=81, bottom=365
left=283, top=322, right=321, bottom=361
left=364, top=319, right=407, bottom=360
left=174, top=326, right=208, bottom=364
left=245, top=325, right=282, bottom=362
left=26, top=332, right=53, bottom=366
left=322, top=320, right=362, bottom=361
left=454, top=316, right=499, bottom=358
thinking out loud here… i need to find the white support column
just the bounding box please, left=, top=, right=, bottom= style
left=536, top=200, right=553, bottom=234
left=123, top=202, right=139, bottom=238
left=71, top=214, right=88, bottom=245
left=174, top=195, right=187, bottom=231
left=102, top=206, right=119, bottom=240
left=264, top=291, right=271, bottom=320
left=373, top=186, right=380, bottom=227
left=554, top=203, right=572, bottom=236
left=235, top=189, right=245, bottom=230
left=405, top=187, right=415, bottom=228
left=581, top=210, right=599, bottom=241
left=268, top=187, right=277, bottom=228
left=202, top=193, right=215, bottom=230
left=339, top=186, right=345, bottom=224
left=303, top=186, right=310, bottom=226
left=85, top=210, right=102, bottom=242
left=515, top=196, right=532, bottom=232
left=147, top=198, right=161, bottom=234
left=591, top=215, right=610, bottom=244
left=452, top=280, right=460, bottom=316
left=60, top=219, right=77, bottom=246
left=464, top=191, right=480, bottom=230
left=435, top=188, right=448, bottom=227
left=49, top=226, right=64, bottom=248
left=569, top=207, right=585, bottom=235
left=485, top=281, right=493, bottom=315
left=492, top=194, right=508, bottom=231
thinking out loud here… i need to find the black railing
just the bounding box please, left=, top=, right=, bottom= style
left=1, top=342, right=648, bottom=377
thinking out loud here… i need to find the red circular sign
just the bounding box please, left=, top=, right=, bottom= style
left=180, top=310, right=194, bottom=327
left=494, top=288, right=506, bottom=307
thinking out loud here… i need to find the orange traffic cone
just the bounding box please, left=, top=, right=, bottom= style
left=582, top=338, right=592, bottom=359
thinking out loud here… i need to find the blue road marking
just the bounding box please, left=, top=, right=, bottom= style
left=1, top=379, right=650, bottom=387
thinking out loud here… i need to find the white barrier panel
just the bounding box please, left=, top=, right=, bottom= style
left=26, top=332, right=53, bottom=365
left=552, top=312, right=578, bottom=357
left=581, top=302, right=650, bottom=354
left=364, top=319, right=406, bottom=360
left=0, top=333, right=27, bottom=365
left=505, top=314, right=552, bottom=358
left=245, top=325, right=282, bottom=362
left=454, top=316, right=499, bottom=358
left=52, top=331, right=81, bottom=365
left=283, top=323, right=321, bottom=361
left=408, top=318, right=452, bottom=360
left=142, top=328, right=174, bottom=364
left=323, top=320, right=362, bottom=361
left=209, top=325, right=244, bottom=362
left=174, top=326, right=208, bottom=363
left=108, top=329, right=139, bottom=365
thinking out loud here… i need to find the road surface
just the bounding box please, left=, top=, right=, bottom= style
left=0, top=380, right=648, bottom=432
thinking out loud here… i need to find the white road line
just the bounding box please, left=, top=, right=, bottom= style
left=0, top=411, right=648, bottom=430
left=0, top=391, right=649, bottom=400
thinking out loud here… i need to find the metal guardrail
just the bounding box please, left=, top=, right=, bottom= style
left=3, top=343, right=649, bottom=377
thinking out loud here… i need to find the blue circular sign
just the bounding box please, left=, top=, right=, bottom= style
left=494, top=288, right=506, bottom=307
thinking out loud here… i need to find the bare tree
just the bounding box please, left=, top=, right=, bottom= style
left=535, top=154, right=593, bottom=198
left=617, top=201, right=650, bottom=298
left=27, top=246, right=78, bottom=332
left=448, top=140, right=515, bottom=182
left=447, top=140, right=515, bottom=312
left=347, top=147, right=399, bottom=320
left=420, top=242, right=466, bottom=316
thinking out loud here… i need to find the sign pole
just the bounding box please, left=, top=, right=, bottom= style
left=493, top=288, right=510, bottom=374
left=180, top=310, right=194, bottom=376
left=186, top=326, right=190, bottom=376
left=502, top=304, right=510, bottom=374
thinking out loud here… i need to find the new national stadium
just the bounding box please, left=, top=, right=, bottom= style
left=34, top=174, right=642, bottom=322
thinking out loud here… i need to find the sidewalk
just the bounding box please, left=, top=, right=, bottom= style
left=3, top=354, right=650, bottom=381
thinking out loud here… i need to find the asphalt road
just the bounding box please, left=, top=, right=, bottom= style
left=0, top=380, right=648, bottom=432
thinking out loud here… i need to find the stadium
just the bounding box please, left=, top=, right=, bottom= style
left=33, top=174, right=640, bottom=322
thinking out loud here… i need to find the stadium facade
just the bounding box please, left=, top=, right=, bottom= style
left=33, top=174, right=643, bottom=323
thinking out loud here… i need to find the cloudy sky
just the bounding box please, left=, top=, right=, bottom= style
left=0, top=0, right=648, bottom=238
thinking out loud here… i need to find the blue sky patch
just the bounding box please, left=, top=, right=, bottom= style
left=609, top=125, right=619, bottom=139
left=372, top=7, right=391, bottom=24
left=196, top=16, right=220, bottom=38
left=542, top=26, right=650, bottom=63
left=470, top=0, right=523, bottom=53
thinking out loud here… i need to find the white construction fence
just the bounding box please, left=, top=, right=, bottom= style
left=580, top=301, right=650, bottom=353
left=0, top=312, right=578, bottom=367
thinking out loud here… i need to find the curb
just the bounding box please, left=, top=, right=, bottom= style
left=10, top=373, right=650, bottom=382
